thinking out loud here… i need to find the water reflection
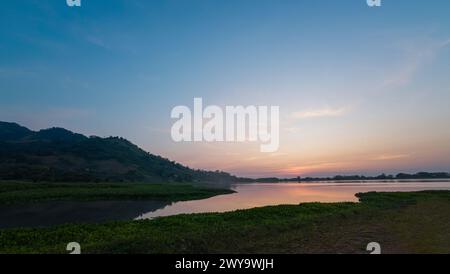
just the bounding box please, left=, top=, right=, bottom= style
left=137, top=180, right=450, bottom=219
left=2, top=180, right=450, bottom=229
left=0, top=200, right=170, bottom=229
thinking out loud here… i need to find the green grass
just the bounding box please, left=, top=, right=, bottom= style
left=1, top=191, right=450, bottom=254
left=0, top=181, right=234, bottom=204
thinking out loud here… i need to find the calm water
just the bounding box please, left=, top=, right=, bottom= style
left=2, top=180, right=450, bottom=228
left=137, top=180, right=450, bottom=219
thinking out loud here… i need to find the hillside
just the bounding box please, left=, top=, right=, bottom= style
left=0, top=122, right=238, bottom=183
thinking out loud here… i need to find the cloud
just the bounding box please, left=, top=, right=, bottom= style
left=372, top=154, right=410, bottom=161
left=84, top=34, right=114, bottom=51
left=382, top=37, right=450, bottom=89
left=440, top=38, right=450, bottom=48
left=284, top=127, right=302, bottom=133
left=382, top=60, right=421, bottom=88
left=279, top=161, right=342, bottom=175
left=291, top=106, right=349, bottom=120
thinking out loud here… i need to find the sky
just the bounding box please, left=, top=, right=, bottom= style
left=1, top=0, right=450, bottom=178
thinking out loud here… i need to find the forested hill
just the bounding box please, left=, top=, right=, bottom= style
left=0, top=121, right=239, bottom=183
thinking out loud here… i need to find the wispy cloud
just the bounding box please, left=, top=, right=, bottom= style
left=279, top=161, right=342, bottom=175
left=382, top=37, right=450, bottom=89
left=85, top=35, right=111, bottom=50
left=372, top=154, right=411, bottom=161
left=440, top=38, right=450, bottom=48
left=291, top=106, right=349, bottom=120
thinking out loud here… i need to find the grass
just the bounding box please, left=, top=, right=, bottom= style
left=1, top=191, right=450, bottom=254
left=0, top=181, right=234, bottom=204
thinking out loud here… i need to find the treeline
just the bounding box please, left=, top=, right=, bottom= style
left=247, top=172, right=450, bottom=183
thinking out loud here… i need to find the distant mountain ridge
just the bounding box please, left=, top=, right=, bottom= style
left=0, top=121, right=239, bottom=183
left=2, top=121, right=448, bottom=184
left=0, top=122, right=33, bottom=141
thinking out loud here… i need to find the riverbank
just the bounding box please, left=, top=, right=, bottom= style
left=0, top=181, right=234, bottom=205
left=1, top=191, right=450, bottom=254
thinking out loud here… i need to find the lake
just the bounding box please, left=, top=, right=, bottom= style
left=137, top=180, right=450, bottom=219
left=1, top=180, right=450, bottom=229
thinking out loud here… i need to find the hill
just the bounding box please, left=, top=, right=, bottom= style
left=0, top=121, right=239, bottom=183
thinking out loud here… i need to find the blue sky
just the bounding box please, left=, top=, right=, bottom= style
left=1, top=0, right=450, bottom=177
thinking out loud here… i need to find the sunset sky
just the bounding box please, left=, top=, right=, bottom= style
left=1, top=0, right=450, bottom=177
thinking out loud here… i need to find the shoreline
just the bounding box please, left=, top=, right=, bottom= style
left=0, top=181, right=235, bottom=205
left=1, top=190, right=450, bottom=254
